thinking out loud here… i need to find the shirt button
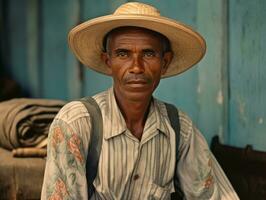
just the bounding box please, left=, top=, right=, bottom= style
left=133, top=174, right=139, bottom=180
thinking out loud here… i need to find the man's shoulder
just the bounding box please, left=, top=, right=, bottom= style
left=55, top=101, right=90, bottom=123
left=55, top=90, right=109, bottom=123
left=154, top=98, right=193, bottom=138
left=154, top=98, right=193, bottom=122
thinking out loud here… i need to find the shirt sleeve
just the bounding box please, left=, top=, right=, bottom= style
left=41, top=104, right=91, bottom=200
left=177, top=113, right=239, bottom=200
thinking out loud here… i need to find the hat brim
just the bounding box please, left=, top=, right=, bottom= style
left=68, top=14, right=206, bottom=78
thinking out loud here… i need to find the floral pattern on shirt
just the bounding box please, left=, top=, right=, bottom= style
left=204, top=157, right=214, bottom=189
left=48, top=178, right=69, bottom=200
left=67, top=133, right=83, bottom=163
left=42, top=119, right=86, bottom=200
left=51, top=126, right=64, bottom=148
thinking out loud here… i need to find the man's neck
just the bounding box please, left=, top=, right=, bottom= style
left=114, top=92, right=152, bottom=140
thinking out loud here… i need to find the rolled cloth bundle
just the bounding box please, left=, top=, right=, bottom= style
left=0, top=98, right=65, bottom=150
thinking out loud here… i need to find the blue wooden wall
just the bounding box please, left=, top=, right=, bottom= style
left=228, top=0, right=266, bottom=151
left=1, top=0, right=266, bottom=151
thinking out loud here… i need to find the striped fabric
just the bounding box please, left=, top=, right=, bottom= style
left=41, top=87, right=239, bottom=200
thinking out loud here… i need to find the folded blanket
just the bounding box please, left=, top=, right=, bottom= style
left=0, top=98, right=65, bottom=150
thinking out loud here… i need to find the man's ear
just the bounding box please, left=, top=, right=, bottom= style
left=101, top=52, right=112, bottom=74
left=161, top=51, right=173, bottom=75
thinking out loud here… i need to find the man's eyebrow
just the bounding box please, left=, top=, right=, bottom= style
left=114, top=48, right=130, bottom=53
left=142, top=48, right=162, bottom=55
left=142, top=48, right=156, bottom=52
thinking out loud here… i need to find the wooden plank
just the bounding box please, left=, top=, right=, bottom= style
left=26, top=0, right=41, bottom=97
left=41, top=0, right=81, bottom=100
left=7, top=0, right=29, bottom=95
left=0, top=0, right=5, bottom=75
left=229, top=0, right=266, bottom=151
left=65, top=1, right=82, bottom=100
left=196, top=0, right=228, bottom=144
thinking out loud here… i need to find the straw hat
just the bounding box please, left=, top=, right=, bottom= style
left=68, top=2, right=206, bottom=78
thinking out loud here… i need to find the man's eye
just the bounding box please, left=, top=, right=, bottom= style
left=143, top=51, right=156, bottom=57
left=116, top=51, right=128, bottom=57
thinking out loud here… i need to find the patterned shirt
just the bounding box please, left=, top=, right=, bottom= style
left=41, top=87, right=239, bottom=200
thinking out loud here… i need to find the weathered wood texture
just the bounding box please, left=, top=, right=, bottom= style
left=0, top=0, right=6, bottom=76
left=26, top=0, right=40, bottom=97
left=229, top=0, right=266, bottom=150
left=41, top=0, right=81, bottom=99
left=6, top=0, right=29, bottom=95
left=1, top=0, right=266, bottom=150
left=197, top=0, right=228, bottom=144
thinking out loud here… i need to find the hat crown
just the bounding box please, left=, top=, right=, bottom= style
left=114, top=2, right=160, bottom=16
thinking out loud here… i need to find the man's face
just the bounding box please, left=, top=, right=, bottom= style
left=101, top=27, right=173, bottom=102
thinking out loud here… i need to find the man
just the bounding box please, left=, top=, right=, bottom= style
left=41, top=2, right=239, bottom=200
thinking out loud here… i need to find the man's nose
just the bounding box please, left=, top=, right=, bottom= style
left=129, top=54, right=144, bottom=74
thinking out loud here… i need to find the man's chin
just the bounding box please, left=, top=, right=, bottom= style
left=123, top=89, right=153, bottom=102
left=114, top=84, right=155, bottom=102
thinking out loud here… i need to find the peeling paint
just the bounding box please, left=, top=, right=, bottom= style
left=239, top=101, right=245, bottom=115
left=216, top=90, right=223, bottom=105
left=238, top=99, right=248, bottom=123
left=197, top=84, right=201, bottom=94
left=258, top=118, right=264, bottom=124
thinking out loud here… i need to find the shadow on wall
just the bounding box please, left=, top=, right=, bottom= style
left=0, top=77, right=22, bottom=101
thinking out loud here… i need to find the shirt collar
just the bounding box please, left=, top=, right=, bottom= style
left=147, top=98, right=170, bottom=137
left=104, top=88, right=127, bottom=140
left=104, top=87, right=170, bottom=140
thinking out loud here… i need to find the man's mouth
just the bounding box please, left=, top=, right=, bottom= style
left=124, top=74, right=150, bottom=89
left=125, top=79, right=149, bottom=89
left=126, top=79, right=147, bottom=84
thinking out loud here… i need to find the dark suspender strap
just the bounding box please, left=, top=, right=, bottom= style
left=165, top=103, right=184, bottom=200
left=79, top=97, right=103, bottom=198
